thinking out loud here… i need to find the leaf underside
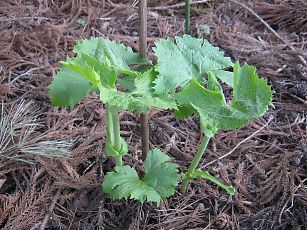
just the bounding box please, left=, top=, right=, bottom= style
left=102, top=148, right=180, bottom=205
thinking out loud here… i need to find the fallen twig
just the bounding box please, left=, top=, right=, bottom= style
left=200, top=116, right=273, bottom=169
left=39, top=188, right=62, bottom=230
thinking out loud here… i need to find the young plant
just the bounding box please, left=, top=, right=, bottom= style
left=152, top=35, right=272, bottom=193
left=48, top=38, right=180, bottom=205
left=48, top=35, right=272, bottom=204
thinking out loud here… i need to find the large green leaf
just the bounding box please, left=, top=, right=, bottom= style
left=153, top=35, right=233, bottom=97
left=74, top=37, right=151, bottom=76
left=176, top=63, right=272, bottom=135
left=102, top=148, right=180, bottom=205
left=48, top=68, right=92, bottom=108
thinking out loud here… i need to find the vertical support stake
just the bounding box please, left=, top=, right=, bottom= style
left=185, top=0, right=191, bottom=34
left=139, top=0, right=150, bottom=161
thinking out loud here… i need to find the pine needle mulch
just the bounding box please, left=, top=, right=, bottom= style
left=0, top=0, right=306, bottom=229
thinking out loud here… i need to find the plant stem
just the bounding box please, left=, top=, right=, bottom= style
left=139, top=0, right=150, bottom=161
left=180, top=134, right=210, bottom=193
left=106, top=106, right=114, bottom=145
left=107, top=106, right=123, bottom=166
left=115, top=154, right=123, bottom=166
left=185, top=0, right=191, bottom=34
left=111, top=107, right=122, bottom=166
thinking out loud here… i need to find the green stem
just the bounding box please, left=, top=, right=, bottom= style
left=106, top=106, right=123, bottom=166
left=106, top=106, right=114, bottom=145
left=185, top=0, right=190, bottom=34
left=199, top=171, right=236, bottom=196
left=180, top=134, right=210, bottom=193
left=111, top=106, right=122, bottom=166
left=115, top=155, right=123, bottom=166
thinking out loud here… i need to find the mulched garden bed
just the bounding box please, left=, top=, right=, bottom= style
left=0, top=0, right=306, bottom=229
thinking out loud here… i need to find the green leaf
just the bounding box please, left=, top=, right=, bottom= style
left=174, top=104, right=196, bottom=120
left=98, top=87, right=176, bottom=113
left=62, top=54, right=117, bottom=88
left=99, top=70, right=177, bottom=113
left=105, top=137, right=128, bottom=157
left=176, top=63, right=272, bottom=133
left=207, top=71, right=224, bottom=97
left=78, top=53, right=117, bottom=88
left=232, top=62, right=272, bottom=116
left=48, top=68, right=92, bottom=108
left=211, top=70, right=234, bottom=87
left=74, top=37, right=151, bottom=76
left=153, top=35, right=233, bottom=97
left=143, top=149, right=180, bottom=198
left=190, top=170, right=236, bottom=196
left=133, top=69, right=157, bottom=95
left=102, top=148, right=180, bottom=205
left=102, top=165, right=161, bottom=204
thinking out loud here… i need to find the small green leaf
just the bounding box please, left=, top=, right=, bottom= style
left=190, top=170, right=236, bottom=196
left=78, top=53, right=117, bottom=88
left=61, top=57, right=100, bottom=87
left=153, top=35, right=233, bottom=97
left=48, top=68, right=92, bottom=108
left=105, top=137, right=128, bottom=157
left=143, top=148, right=171, bottom=170
left=102, top=148, right=180, bottom=205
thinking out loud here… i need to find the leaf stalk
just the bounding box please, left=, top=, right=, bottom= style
left=106, top=106, right=123, bottom=166
left=180, top=134, right=210, bottom=193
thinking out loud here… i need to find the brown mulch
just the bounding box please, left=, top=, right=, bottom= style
left=0, top=0, right=306, bottom=229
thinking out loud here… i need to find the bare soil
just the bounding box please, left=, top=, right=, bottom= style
left=0, top=0, right=306, bottom=229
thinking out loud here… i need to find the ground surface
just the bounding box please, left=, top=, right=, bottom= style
left=0, top=0, right=306, bottom=229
